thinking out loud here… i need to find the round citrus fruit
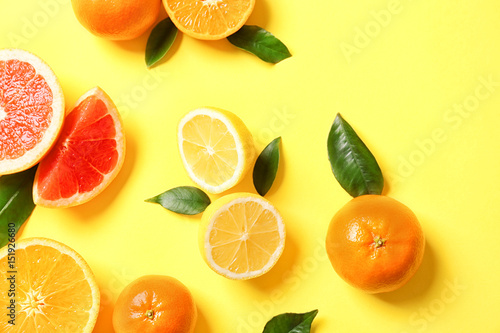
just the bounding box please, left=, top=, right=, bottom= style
left=199, top=193, right=285, bottom=280
left=33, top=87, right=125, bottom=208
left=113, top=275, right=197, bottom=333
left=163, top=0, right=255, bottom=40
left=71, top=0, right=161, bottom=40
left=0, top=237, right=100, bottom=332
left=325, top=195, right=425, bottom=294
left=0, top=48, right=65, bottom=175
left=178, top=107, right=255, bottom=194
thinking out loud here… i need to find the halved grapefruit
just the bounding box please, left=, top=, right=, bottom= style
left=0, top=48, right=65, bottom=175
left=33, top=87, right=125, bottom=208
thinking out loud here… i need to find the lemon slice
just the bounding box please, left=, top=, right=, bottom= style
left=199, top=193, right=286, bottom=280
left=178, top=107, right=255, bottom=194
left=0, top=238, right=100, bottom=332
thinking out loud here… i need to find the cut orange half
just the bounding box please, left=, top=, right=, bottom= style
left=0, top=237, right=100, bottom=332
left=33, top=87, right=125, bottom=208
left=0, top=49, right=65, bottom=175
left=163, top=0, right=256, bottom=40
left=199, top=193, right=286, bottom=280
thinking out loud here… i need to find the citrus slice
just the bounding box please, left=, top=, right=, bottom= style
left=0, top=48, right=65, bottom=175
left=178, top=107, right=255, bottom=194
left=163, top=0, right=256, bottom=40
left=199, top=193, right=286, bottom=280
left=0, top=237, right=100, bottom=332
left=33, top=87, right=125, bottom=208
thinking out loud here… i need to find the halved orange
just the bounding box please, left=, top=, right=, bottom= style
left=33, top=87, right=125, bottom=208
left=0, top=49, right=65, bottom=175
left=163, top=0, right=256, bottom=40
left=0, top=237, right=100, bottom=332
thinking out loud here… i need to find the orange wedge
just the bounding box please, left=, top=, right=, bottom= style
left=163, top=0, right=256, bottom=40
left=0, top=238, right=100, bottom=332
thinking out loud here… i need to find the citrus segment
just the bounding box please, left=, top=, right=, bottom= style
left=200, top=193, right=285, bottom=280
left=178, top=107, right=255, bottom=194
left=0, top=49, right=64, bottom=175
left=163, top=0, right=256, bottom=40
left=0, top=237, right=100, bottom=332
left=326, top=195, right=425, bottom=293
left=33, top=87, right=125, bottom=208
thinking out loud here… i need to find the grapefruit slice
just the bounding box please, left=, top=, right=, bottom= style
left=0, top=237, right=100, bottom=332
left=33, top=87, right=125, bottom=208
left=0, top=48, right=65, bottom=175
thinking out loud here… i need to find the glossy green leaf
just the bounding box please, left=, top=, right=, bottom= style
left=0, top=166, right=37, bottom=248
left=263, top=310, right=318, bottom=333
left=145, top=17, right=178, bottom=67
left=145, top=186, right=210, bottom=215
left=327, top=113, right=384, bottom=197
left=227, top=25, right=292, bottom=64
left=253, top=137, right=281, bottom=196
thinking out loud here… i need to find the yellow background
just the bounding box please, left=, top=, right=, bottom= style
left=1, top=0, right=500, bottom=332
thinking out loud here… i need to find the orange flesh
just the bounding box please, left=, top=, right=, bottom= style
left=166, top=0, right=253, bottom=37
left=0, top=59, right=53, bottom=160
left=0, top=245, right=94, bottom=332
left=35, top=95, right=118, bottom=200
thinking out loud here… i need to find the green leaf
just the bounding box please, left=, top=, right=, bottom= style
left=145, top=186, right=211, bottom=215
left=145, top=17, right=178, bottom=67
left=253, top=137, right=281, bottom=196
left=327, top=113, right=384, bottom=197
left=263, top=310, right=318, bottom=333
left=227, top=25, right=292, bottom=64
left=0, top=166, right=37, bottom=248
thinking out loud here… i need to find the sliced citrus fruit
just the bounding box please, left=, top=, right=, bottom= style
left=163, top=0, right=256, bottom=40
left=178, top=107, right=255, bottom=194
left=33, top=87, right=125, bottom=208
left=0, top=237, right=100, bottom=332
left=199, top=193, right=285, bottom=280
left=0, top=48, right=65, bottom=175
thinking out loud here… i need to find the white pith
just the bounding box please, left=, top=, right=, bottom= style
left=204, top=196, right=286, bottom=280
left=178, top=108, right=246, bottom=194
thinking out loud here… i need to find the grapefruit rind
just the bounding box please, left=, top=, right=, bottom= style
left=0, top=49, right=65, bottom=175
left=33, top=87, right=125, bottom=208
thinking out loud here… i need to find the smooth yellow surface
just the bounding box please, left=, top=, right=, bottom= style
left=1, top=0, right=499, bottom=332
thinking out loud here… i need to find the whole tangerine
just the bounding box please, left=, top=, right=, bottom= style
left=112, top=275, right=197, bottom=333
left=71, top=0, right=161, bottom=40
left=326, top=195, right=425, bottom=294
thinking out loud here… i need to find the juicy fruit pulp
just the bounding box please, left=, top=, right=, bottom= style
left=326, top=195, right=425, bottom=293
left=34, top=87, right=125, bottom=207
left=200, top=193, right=285, bottom=280
left=163, top=0, right=256, bottom=40
left=0, top=49, right=64, bottom=175
left=113, top=275, right=197, bottom=333
left=178, top=107, right=255, bottom=194
left=0, top=238, right=100, bottom=332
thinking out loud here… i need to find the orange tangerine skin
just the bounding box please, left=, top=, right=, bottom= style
left=326, top=195, right=425, bottom=294
left=113, top=275, right=197, bottom=333
left=71, top=0, right=161, bottom=40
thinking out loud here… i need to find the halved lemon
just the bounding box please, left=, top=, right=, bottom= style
left=178, top=107, right=255, bottom=194
left=0, top=238, right=100, bottom=332
left=199, top=193, right=286, bottom=280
